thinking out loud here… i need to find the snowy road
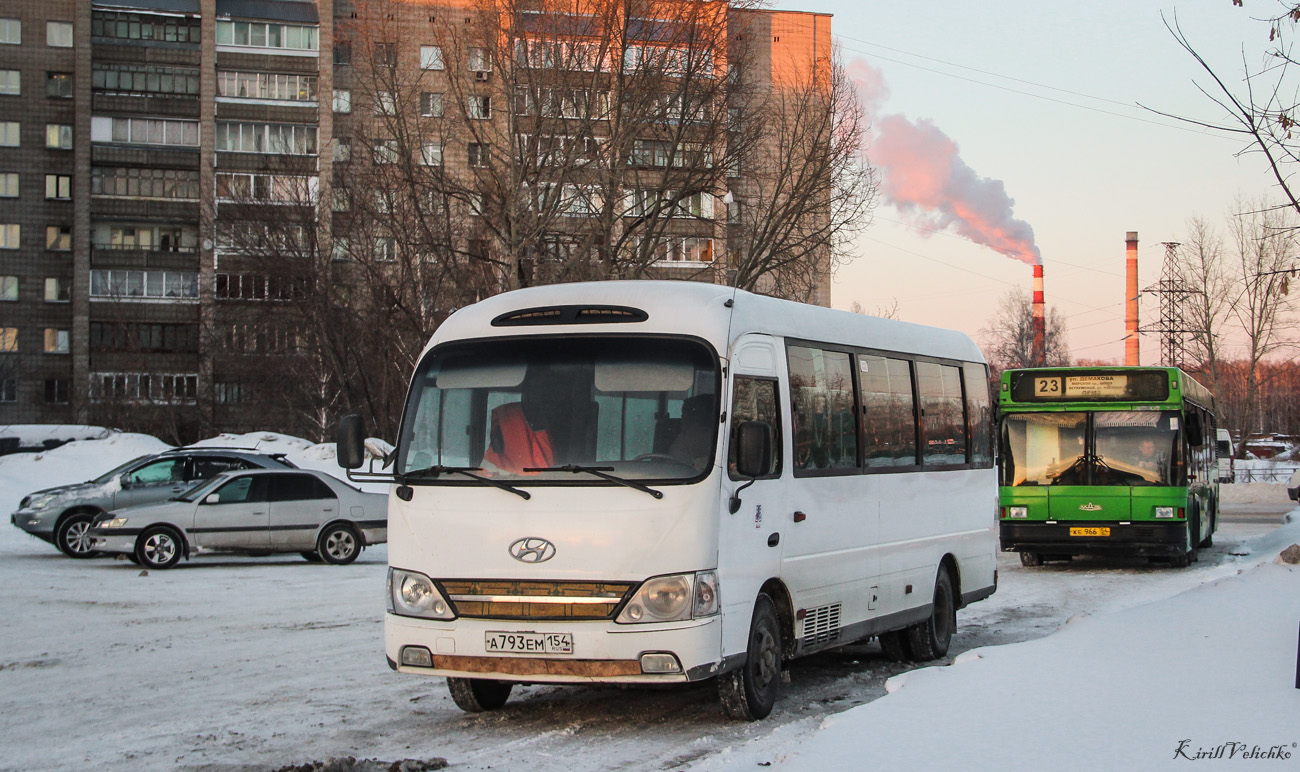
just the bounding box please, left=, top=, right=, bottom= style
left=1, top=503, right=1289, bottom=772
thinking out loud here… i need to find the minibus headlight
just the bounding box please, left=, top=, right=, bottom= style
left=1154, top=506, right=1176, bottom=519
left=387, top=568, right=455, bottom=620
left=1008, top=506, right=1028, bottom=519
left=617, top=571, right=719, bottom=624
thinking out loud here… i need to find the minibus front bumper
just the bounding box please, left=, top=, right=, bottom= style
left=385, top=613, right=724, bottom=684
left=1000, top=521, right=1189, bottom=557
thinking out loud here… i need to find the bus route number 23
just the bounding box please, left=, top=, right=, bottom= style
left=1034, top=377, right=1062, bottom=397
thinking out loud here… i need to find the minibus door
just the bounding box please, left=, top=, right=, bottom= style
left=717, top=337, right=786, bottom=653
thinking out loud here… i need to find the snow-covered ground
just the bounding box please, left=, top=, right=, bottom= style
left=1, top=432, right=1297, bottom=771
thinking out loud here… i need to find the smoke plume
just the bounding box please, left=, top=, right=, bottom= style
left=850, top=58, right=1041, bottom=265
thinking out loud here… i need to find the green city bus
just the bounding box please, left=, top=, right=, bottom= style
left=997, top=367, right=1218, bottom=568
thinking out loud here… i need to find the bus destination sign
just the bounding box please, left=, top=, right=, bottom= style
left=1011, top=369, right=1170, bottom=403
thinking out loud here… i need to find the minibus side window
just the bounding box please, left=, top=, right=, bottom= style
left=788, top=345, right=857, bottom=474
left=963, top=362, right=993, bottom=467
left=917, top=362, right=968, bottom=466
left=728, top=377, right=782, bottom=479
left=859, top=354, right=918, bottom=468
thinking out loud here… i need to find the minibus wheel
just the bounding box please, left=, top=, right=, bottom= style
left=447, top=677, right=512, bottom=712
left=878, top=630, right=911, bottom=662
left=906, top=569, right=956, bottom=661
left=719, top=593, right=782, bottom=720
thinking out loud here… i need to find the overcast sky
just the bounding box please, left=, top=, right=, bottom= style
left=808, top=0, right=1279, bottom=363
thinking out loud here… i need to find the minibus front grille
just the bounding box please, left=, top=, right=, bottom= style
left=440, top=580, right=635, bottom=620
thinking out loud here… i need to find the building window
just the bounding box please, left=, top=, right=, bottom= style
left=215, top=70, right=315, bottom=101
left=45, top=174, right=72, bottom=200
left=332, top=89, right=351, bottom=113
left=89, top=269, right=199, bottom=300
left=0, top=275, right=16, bottom=301
left=46, top=226, right=72, bottom=250
left=0, top=122, right=17, bottom=146
left=90, top=322, right=198, bottom=353
left=44, top=378, right=70, bottom=404
left=0, top=379, right=15, bottom=402
left=0, top=19, right=20, bottom=45
left=468, top=142, right=488, bottom=167
left=469, top=47, right=491, bottom=72
left=91, top=167, right=199, bottom=200
left=373, top=140, right=398, bottom=164
left=467, top=95, right=491, bottom=120
left=0, top=173, right=17, bottom=197
left=44, top=278, right=70, bottom=303
left=90, top=372, right=198, bottom=404
left=216, top=172, right=317, bottom=203
left=421, top=143, right=442, bottom=166
left=333, top=42, right=351, bottom=65
left=46, top=124, right=73, bottom=149
left=43, top=329, right=70, bottom=354
left=214, top=122, right=318, bottom=154
left=334, top=137, right=351, bottom=163
left=0, top=328, right=16, bottom=352
left=215, top=20, right=318, bottom=52
left=0, top=70, right=19, bottom=95
left=47, top=21, right=73, bottom=47
left=47, top=73, right=73, bottom=98
left=420, top=91, right=443, bottom=117
left=420, top=45, right=444, bottom=70
left=93, top=116, right=200, bottom=147
left=96, top=63, right=201, bottom=96
left=0, top=224, right=19, bottom=249
left=92, top=11, right=199, bottom=44
left=373, top=42, right=396, bottom=68
left=215, top=382, right=243, bottom=404
left=375, top=91, right=396, bottom=115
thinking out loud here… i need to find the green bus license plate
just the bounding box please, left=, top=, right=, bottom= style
left=1070, top=527, right=1110, bottom=537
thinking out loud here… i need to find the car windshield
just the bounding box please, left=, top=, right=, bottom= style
left=176, top=472, right=237, bottom=502
left=1001, top=410, right=1181, bottom=487
left=397, top=336, right=719, bottom=483
left=90, top=455, right=152, bottom=485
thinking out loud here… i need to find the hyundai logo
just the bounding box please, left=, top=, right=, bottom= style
left=509, top=537, right=556, bottom=563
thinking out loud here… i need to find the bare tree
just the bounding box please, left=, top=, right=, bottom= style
left=979, top=286, right=1070, bottom=375
left=1173, top=216, right=1233, bottom=392
left=1223, top=195, right=1298, bottom=447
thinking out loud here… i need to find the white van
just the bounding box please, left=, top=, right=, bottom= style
left=339, top=281, right=998, bottom=719
left=1216, top=428, right=1235, bottom=483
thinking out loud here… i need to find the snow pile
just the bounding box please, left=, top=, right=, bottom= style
left=0, top=423, right=113, bottom=447
left=0, top=431, right=170, bottom=517
left=697, top=517, right=1300, bottom=772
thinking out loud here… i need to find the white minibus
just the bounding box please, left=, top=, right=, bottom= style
left=338, top=280, right=997, bottom=720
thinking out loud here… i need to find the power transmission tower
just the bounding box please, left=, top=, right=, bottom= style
left=1141, top=241, right=1200, bottom=368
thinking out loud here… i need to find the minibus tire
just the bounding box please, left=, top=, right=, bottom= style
left=719, top=594, right=782, bottom=720
left=447, top=677, right=512, bottom=712
left=878, top=630, right=911, bottom=662
left=905, top=569, right=955, bottom=661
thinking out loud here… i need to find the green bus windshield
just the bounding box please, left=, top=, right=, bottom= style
left=1001, top=410, right=1181, bottom=487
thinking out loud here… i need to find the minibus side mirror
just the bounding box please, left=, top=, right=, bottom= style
left=336, top=414, right=367, bottom=470
left=735, top=421, right=773, bottom=479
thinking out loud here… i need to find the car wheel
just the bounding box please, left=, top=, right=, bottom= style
left=906, top=568, right=956, bottom=661
left=318, top=523, right=360, bottom=565
left=447, top=677, right=512, bottom=712
left=300, top=551, right=323, bottom=563
left=719, top=593, right=783, bottom=720
left=1019, top=551, right=1043, bottom=567
left=136, top=526, right=184, bottom=569
left=55, top=513, right=100, bottom=558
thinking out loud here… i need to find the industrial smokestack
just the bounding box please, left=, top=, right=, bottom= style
left=1032, top=264, right=1045, bottom=367
left=1125, top=232, right=1140, bottom=366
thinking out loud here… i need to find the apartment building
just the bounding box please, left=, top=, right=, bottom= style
left=0, top=0, right=833, bottom=440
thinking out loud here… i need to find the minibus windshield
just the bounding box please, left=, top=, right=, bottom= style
left=397, top=336, right=719, bottom=483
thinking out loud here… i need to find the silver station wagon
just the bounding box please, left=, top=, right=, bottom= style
left=89, top=469, right=387, bottom=569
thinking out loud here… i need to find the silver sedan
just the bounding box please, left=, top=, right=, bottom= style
left=89, top=469, right=387, bottom=569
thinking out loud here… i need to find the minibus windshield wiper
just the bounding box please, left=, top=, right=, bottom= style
left=523, top=465, right=664, bottom=499
left=400, top=465, right=530, bottom=500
